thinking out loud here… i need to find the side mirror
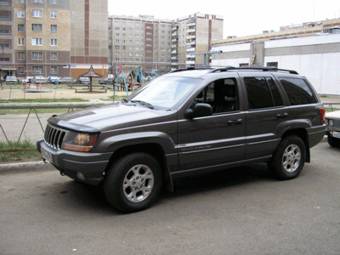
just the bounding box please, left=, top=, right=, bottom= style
left=185, top=103, right=213, bottom=119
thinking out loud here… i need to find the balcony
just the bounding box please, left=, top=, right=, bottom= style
left=186, top=47, right=195, bottom=53
left=0, top=25, right=11, bottom=35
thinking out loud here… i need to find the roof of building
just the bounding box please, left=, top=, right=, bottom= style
left=214, top=17, right=340, bottom=46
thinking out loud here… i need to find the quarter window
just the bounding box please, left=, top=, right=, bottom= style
left=280, top=78, right=317, bottom=105
left=244, top=77, right=274, bottom=109
left=195, top=78, right=239, bottom=114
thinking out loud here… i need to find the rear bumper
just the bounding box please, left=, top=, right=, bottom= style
left=307, top=124, right=327, bottom=148
left=37, top=140, right=112, bottom=185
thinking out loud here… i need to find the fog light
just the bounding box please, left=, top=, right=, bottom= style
left=76, top=172, right=85, bottom=181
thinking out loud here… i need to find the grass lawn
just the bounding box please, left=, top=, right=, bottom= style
left=0, top=140, right=41, bottom=163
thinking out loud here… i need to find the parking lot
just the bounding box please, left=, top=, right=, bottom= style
left=0, top=141, right=339, bottom=255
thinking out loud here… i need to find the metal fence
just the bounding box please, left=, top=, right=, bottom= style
left=0, top=102, right=110, bottom=143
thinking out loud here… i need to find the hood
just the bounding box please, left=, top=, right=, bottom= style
left=50, top=103, right=172, bottom=132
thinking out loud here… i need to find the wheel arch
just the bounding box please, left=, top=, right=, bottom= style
left=281, top=128, right=310, bottom=162
left=104, top=141, right=175, bottom=192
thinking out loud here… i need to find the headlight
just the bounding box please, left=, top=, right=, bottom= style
left=62, top=132, right=98, bottom=152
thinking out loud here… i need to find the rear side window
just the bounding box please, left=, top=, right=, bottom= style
left=280, top=78, right=317, bottom=105
left=244, top=77, right=274, bottom=109
left=266, top=78, right=283, bottom=106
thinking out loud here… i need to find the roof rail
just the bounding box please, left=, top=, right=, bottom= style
left=210, top=66, right=299, bottom=75
left=170, top=66, right=212, bottom=73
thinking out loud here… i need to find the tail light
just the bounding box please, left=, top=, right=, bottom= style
left=319, top=108, right=326, bottom=124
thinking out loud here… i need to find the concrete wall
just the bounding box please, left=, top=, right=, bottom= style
left=211, top=34, right=340, bottom=95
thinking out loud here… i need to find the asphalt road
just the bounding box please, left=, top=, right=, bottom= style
left=0, top=142, right=339, bottom=255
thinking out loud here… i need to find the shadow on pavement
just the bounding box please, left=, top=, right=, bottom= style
left=41, top=163, right=273, bottom=214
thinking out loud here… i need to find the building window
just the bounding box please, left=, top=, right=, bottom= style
left=50, top=24, right=57, bottom=33
left=16, top=11, right=25, bottom=18
left=50, top=38, right=57, bottom=46
left=50, top=52, right=58, bottom=60
left=17, top=52, right=25, bottom=60
left=17, top=67, right=25, bottom=75
left=32, top=51, right=43, bottom=60
left=50, top=10, right=57, bottom=18
left=239, top=63, right=249, bottom=67
left=32, top=24, right=42, bottom=32
left=49, top=0, right=57, bottom=4
left=32, top=9, right=43, bottom=18
left=0, top=56, right=10, bottom=62
left=18, top=37, right=25, bottom=46
left=17, top=24, right=24, bottom=32
left=32, top=65, right=43, bottom=75
left=50, top=66, right=58, bottom=74
left=33, top=0, right=44, bottom=3
left=266, top=62, right=278, bottom=68
left=18, top=0, right=25, bottom=4
left=31, top=38, right=43, bottom=46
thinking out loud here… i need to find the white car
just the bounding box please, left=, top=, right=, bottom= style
left=326, top=110, right=340, bottom=148
left=5, top=76, right=18, bottom=85
left=33, top=76, right=48, bottom=84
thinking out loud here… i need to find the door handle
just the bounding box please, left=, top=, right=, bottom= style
left=227, top=118, right=243, bottom=126
left=276, top=112, right=288, bottom=119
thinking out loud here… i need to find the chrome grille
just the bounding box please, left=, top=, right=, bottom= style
left=44, top=124, right=66, bottom=149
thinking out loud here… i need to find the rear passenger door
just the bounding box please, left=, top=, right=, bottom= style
left=240, top=74, right=287, bottom=159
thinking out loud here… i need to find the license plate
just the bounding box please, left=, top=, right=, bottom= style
left=41, top=147, right=53, bottom=163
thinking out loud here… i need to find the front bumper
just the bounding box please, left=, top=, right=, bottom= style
left=37, top=140, right=112, bottom=185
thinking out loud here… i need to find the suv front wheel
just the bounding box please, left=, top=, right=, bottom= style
left=104, top=153, right=162, bottom=213
left=269, top=135, right=306, bottom=180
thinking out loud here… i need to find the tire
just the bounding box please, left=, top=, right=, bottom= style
left=328, top=134, right=340, bottom=148
left=269, top=135, right=306, bottom=180
left=104, top=153, right=162, bottom=213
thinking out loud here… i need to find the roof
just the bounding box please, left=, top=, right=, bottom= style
left=81, top=65, right=101, bottom=78
left=166, top=67, right=300, bottom=78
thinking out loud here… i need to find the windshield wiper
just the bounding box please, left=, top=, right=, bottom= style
left=130, top=100, right=154, bottom=109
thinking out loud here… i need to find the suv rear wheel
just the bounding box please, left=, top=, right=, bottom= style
left=104, top=152, right=162, bottom=213
left=269, top=135, right=306, bottom=180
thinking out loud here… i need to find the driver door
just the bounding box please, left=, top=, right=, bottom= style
left=176, top=77, right=246, bottom=172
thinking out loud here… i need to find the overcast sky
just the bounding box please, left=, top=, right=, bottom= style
left=108, top=0, right=340, bottom=37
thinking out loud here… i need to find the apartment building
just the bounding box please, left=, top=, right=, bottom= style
left=70, top=0, right=108, bottom=77
left=171, top=13, right=223, bottom=69
left=108, top=15, right=172, bottom=73
left=0, top=0, right=17, bottom=77
left=108, top=13, right=223, bottom=72
left=211, top=18, right=340, bottom=95
left=0, top=0, right=107, bottom=78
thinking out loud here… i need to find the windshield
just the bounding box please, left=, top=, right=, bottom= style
left=129, top=76, right=199, bottom=109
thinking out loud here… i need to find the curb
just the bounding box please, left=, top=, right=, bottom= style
left=0, top=160, right=53, bottom=174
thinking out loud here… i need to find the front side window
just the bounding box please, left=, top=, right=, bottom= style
left=195, top=78, right=239, bottom=114
left=280, top=78, right=317, bottom=105
left=245, top=77, right=274, bottom=109
left=130, top=76, right=199, bottom=109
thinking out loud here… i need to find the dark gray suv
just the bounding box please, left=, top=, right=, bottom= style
left=37, top=67, right=326, bottom=212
